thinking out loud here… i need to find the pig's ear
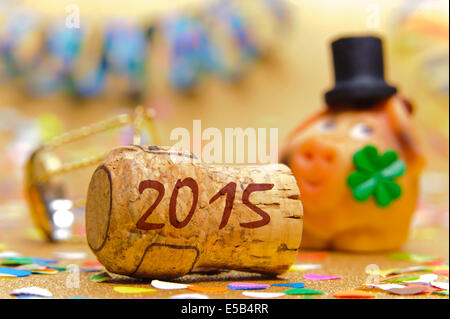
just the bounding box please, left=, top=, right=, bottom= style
left=279, top=110, right=328, bottom=165
left=384, top=96, right=425, bottom=172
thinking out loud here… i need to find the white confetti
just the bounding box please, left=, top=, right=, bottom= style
left=170, top=293, right=209, bottom=299
left=403, top=274, right=438, bottom=284
left=53, top=251, right=87, bottom=260
left=151, top=280, right=190, bottom=290
left=431, top=282, right=449, bottom=290
left=11, top=287, right=52, bottom=298
left=242, top=291, right=286, bottom=298
left=365, top=283, right=405, bottom=290
left=0, top=251, right=22, bottom=259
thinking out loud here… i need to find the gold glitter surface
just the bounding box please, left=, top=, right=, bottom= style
left=0, top=215, right=448, bottom=299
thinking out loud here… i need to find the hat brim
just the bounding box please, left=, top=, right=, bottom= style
left=325, top=83, right=397, bottom=108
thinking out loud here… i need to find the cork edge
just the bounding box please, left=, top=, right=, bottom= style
left=87, top=165, right=113, bottom=253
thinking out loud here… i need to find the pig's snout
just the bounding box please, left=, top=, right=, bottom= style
left=290, top=137, right=349, bottom=210
left=297, top=139, right=338, bottom=169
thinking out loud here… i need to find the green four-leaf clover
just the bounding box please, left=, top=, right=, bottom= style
left=347, top=145, right=406, bottom=207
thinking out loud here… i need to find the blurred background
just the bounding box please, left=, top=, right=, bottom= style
left=0, top=0, right=448, bottom=240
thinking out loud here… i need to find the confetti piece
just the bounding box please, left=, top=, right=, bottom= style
left=31, top=257, right=59, bottom=265
left=434, top=270, right=449, bottom=276
left=242, top=291, right=285, bottom=298
left=151, top=280, right=190, bottom=290
left=424, top=259, right=446, bottom=266
left=83, top=261, right=103, bottom=267
left=170, top=293, right=210, bottom=299
left=387, top=286, right=428, bottom=295
left=53, top=252, right=87, bottom=260
left=271, top=283, right=305, bottom=288
left=1, top=257, right=35, bottom=266
left=403, top=274, right=438, bottom=284
left=0, top=267, right=31, bottom=277
left=289, top=264, right=322, bottom=272
left=284, top=288, right=324, bottom=295
left=333, top=290, right=376, bottom=299
left=304, top=274, right=341, bottom=280
left=188, top=286, right=228, bottom=293
left=227, top=283, right=270, bottom=290
left=0, top=251, right=22, bottom=259
left=384, top=276, right=420, bottom=283
left=0, top=243, right=6, bottom=252
left=431, top=282, right=449, bottom=290
left=296, top=252, right=328, bottom=260
left=433, top=290, right=449, bottom=296
left=365, top=283, right=405, bottom=290
left=11, top=287, right=52, bottom=298
left=90, top=272, right=112, bottom=283
left=30, top=269, right=59, bottom=275
left=113, top=286, right=156, bottom=294
left=48, top=265, right=67, bottom=271
left=389, top=252, right=436, bottom=263
left=388, top=252, right=416, bottom=261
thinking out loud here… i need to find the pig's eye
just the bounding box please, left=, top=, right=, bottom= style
left=317, top=120, right=336, bottom=133
left=349, top=123, right=373, bottom=140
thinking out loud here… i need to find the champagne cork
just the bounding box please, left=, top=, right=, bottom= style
left=86, top=145, right=303, bottom=279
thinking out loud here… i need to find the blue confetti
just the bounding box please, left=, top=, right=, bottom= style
left=0, top=267, right=32, bottom=277
left=32, top=257, right=59, bottom=265
left=272, top=283, right=305, bottom=288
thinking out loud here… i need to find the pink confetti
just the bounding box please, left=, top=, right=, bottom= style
left=304, top=274, right=341, bottom=280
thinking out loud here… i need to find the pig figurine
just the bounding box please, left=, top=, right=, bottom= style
left=281, top=36, right=425, bottom=252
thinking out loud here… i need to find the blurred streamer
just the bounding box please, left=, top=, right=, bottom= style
left=0, top=0, right=290, bottom=98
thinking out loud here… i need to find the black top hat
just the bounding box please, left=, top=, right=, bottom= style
left=325, top=36, right=397, bottom=108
